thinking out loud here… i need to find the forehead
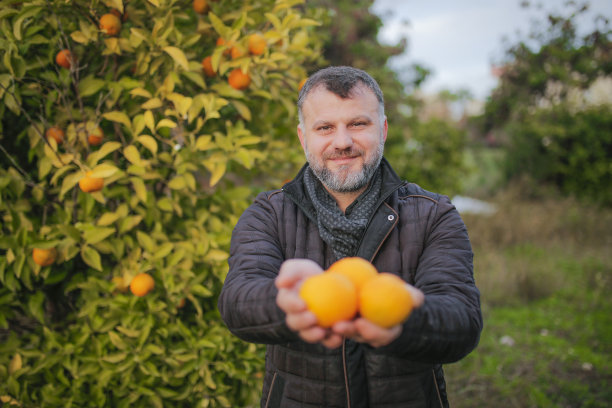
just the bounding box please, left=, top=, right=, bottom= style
left=301, top=85, right=380, bottom=120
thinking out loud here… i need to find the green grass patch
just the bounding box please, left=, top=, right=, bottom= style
left=445, top=186, right=612, bottom=407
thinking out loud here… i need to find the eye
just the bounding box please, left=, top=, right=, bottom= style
left=317, top=125, right=332, bottom=131
left=351, top=121, right=367, bottom=128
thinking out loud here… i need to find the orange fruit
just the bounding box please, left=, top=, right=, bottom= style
left=130, top=273, right=155, bottom=297
left=359, top=273, right=413, bottom=328
left=326, top=257, right=378, bottom=292
left=298, top=77, right=307, bottom=92
left=55, top=49, right=74, bottom=69
left=228, top=68, right=251, bottom=90
left=230, top=45, right=244, bottom=59
left=248, top=33, right=267, bottom=56
left=111, top=276, right=129, bottom=293
left=177, top=298, right=186, bottom=308
left=299, top=273, right=358, bottom=328
left=78, top=171, right=104, bottom=193
left=32, top=248, right=57, bottom=267
left=216, top=37, right=233, bottom=56
left=193, top=0, right=209, bottom=14
left=99, top=13, right=121, bottom=36
left=88, top=126, right=104, bottom=146
left=45, top=127, right=64, bottom=144
left=201, top=56, right=216, bottom=77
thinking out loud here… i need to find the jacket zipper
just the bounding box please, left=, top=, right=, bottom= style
left=264, top=371, right=278, bottom=408
left=342, top=339, right=351, bottom=408
left=432, top=369, right=444, bottom=408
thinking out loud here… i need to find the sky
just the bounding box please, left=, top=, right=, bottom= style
left=371, top=0, right=612, bottom=100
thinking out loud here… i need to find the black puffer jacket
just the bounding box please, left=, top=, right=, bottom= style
left=218, top=159, right=483, bottom=407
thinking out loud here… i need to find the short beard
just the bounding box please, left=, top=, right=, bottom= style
left=306, top=138, right=384, bottom=193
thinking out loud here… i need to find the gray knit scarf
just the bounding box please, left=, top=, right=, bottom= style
left=303, top=166, right=382, bottom=259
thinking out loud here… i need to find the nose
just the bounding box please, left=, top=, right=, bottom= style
left=331, top=127, right=353, bottom=150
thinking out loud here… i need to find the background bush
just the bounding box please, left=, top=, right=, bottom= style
left=0, top=0, right=323, bottom=406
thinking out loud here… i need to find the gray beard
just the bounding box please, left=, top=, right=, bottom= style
left=306, top=139, right=384, bottom=193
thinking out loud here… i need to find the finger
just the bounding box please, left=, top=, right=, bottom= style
left=355, top=318, right=401, bottom=348
left=286, top=310, right=318, bottom=331
left=276, top=288, right=307, bottom=314
left=407, top=285, right=425, bottom=308
left=331, top=320, right=358, bottom=338
left=299, top=326, right=328, bottom=344
left=275, top=259, right=323, bottom=289
left=321, top=333, right=344, bottom=349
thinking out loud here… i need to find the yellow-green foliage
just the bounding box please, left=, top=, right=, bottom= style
left=0, top=0, right=322, bottom=406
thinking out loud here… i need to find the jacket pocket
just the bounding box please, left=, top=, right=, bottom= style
left=264, top=371, right=285, bottom=408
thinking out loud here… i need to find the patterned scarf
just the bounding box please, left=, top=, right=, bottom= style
left=303, top=166, right=382, bottom=259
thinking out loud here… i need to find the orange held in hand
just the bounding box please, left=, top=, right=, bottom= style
left=130, top=273, right=155, bottom=297
left=79, top=171, right=104, bottom=193
left=299, top=273, right=358, bottom=328
left=359, top=273, right=413, bottom=328
left=327, top=257, right=378, bottom=292
left=32, top=248, right=57, bottom=267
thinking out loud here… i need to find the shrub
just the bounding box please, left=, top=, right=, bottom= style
left=0, top=0, right=322, bottom=406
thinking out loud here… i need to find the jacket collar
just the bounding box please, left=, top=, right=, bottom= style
left=282, top=157, right=405, bottom=222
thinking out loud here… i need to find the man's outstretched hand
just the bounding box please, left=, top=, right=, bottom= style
left=275, top=259, right=425, bottom=349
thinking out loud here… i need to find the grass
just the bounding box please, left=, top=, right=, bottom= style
left=444, top=183, right=612, bottom=407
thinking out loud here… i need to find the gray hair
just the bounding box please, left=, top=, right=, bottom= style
left=297, top=66, right=385, bottom=128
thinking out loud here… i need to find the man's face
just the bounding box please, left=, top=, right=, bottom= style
left=297, top=85, right=388, bottom=193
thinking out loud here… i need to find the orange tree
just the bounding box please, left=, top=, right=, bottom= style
left=0, top=0, right=323, bottom=406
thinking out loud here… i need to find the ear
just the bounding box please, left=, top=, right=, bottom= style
left=297, top=124, right=306, bottom=150
left=382, top=116, right=388, bottom=142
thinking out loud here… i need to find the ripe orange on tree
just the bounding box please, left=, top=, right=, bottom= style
left=55, top=49, right=74, bottom=69
left=130, top=273, right=155, bottom=297
left=32, top=248, right=57, bottom=267
left=87, top=126, right=104, bottom=146
left=326, top=257, right=378, bottom=292
left=193, top=0, right=209, bottom=14
left=78, top=171, right=104, bottom=193
left=228, top=68, right=251, bottom=90
left=99, top=13, right=121, bottom=36
left=359, top=272, right=413, bottom=328
left=299, top=272, right=358, bottom=327
left=216, top=37, right=234, bottom=56
left=230, top=45, right=244, bottom=59
left=45, top=127, right=64, bottom=144
left=201, top=56, right=216, bottom=77
left=248, top=33, right=267, bottom=55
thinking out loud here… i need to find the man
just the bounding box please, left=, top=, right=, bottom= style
left=218, top=66, right=482, bottom=407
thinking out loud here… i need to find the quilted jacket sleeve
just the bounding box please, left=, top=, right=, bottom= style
left=377, top=194, right=483, bottom=363
left=218, top=192, right=300, bottom=345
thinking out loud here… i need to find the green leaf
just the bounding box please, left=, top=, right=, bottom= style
left=101, top=353, right=128, bottom=363
left=163, top=47, right=189, bottom=70
left=81, top=246, right=103, bottom=271
left=97, top=212, right=120, bottom=226
left=87, top=141, right=122, bottom=166
left=83, top=226, right=115, bottom=245
left=91, top=163, right=119, bottom=178
left=108, top=331, right=128, bottom=350
left=131, top=177, right=147, bottom=203
left=231, top=100, right=251, bottom=121
left=137, top=135, right=157, bottom=155
left=78, top=75, right=106, bottom=97
left=209, top=162, right=226, bottom=187
left=141, top=98, right=163, bottom=110
left=123, top=145, right=141, bottom=165
left=103, top=111, right=132, bottom=132
left=168, top=176, right=186, bottom=190
left=119, top=215, right=142, bottom=233
left=208, top=13, right=230, bottom=38
left=28, top=291, right=45, bottom=323
left=60, top=171, right=83, bottom=199
left=136, top=231, right=154, bottom=253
